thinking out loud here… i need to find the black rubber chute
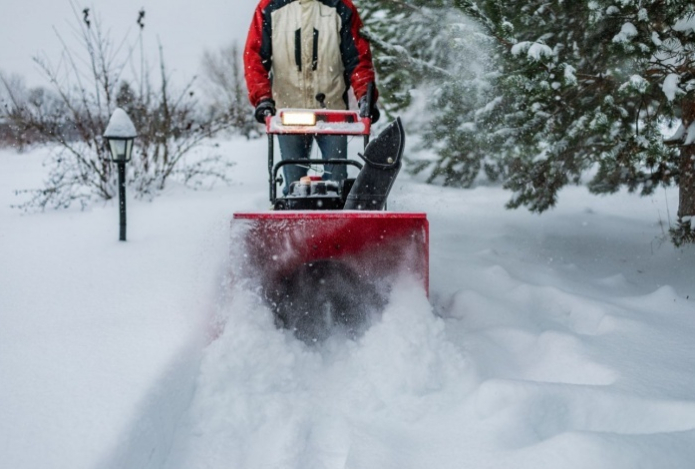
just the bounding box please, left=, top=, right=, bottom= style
left=344, top=118, right=405, bottom=210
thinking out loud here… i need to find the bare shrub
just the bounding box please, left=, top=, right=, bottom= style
left=0, top=73, right=51, bottom=150
left=1, top=3, right=235, bottom=210
left=200, top=42, right=258, bottom=139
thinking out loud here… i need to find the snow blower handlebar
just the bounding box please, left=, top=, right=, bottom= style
left=264, top=109, right=372, bottom=204
left=264, top=109, right=371, bottom=136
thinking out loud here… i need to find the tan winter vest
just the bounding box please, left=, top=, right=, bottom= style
left=271, top=0, right=347, bottom=110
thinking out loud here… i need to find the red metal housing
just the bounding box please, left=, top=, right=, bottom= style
left=233, top=211, right=429, bottom=295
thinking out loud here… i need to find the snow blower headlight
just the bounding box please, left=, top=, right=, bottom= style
left=282, top=111, right=317, bottom=126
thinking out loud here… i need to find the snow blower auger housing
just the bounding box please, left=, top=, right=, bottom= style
left=233, top=107, right=428, bottom=343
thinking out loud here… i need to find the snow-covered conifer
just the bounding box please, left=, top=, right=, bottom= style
left=361, top=0, right=695, bottom=243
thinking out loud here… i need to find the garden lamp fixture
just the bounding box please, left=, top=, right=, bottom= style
left=104, top=108, right=137, bottom=241
left=104, top=108, right=136, bottom=162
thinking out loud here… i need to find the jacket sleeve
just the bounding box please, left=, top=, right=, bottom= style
left=244, top=0, right=274, bottom=107
left=339, top=0, right=379, bottom=103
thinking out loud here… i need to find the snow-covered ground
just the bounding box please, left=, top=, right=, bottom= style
left=1, top=134, right=694, bottom=469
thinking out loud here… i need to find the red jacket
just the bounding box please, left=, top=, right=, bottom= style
left=244, top=0, right=378, bottom=110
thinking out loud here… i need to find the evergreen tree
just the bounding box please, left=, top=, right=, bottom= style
left=357, top=1, right=459, bottom=114
left=360, top=0, right=695, bottom=243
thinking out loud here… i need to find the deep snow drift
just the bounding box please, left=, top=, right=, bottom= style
left=1, top=135, right=694, bottom=469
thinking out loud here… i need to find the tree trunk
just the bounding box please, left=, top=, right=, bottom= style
left=678, top=96, right=695, bottom=218
left=679, top=144, right=695, bottom=218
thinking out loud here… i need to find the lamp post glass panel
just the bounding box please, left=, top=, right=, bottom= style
left=107, top=137, right=134, bottom=162
left=104, top=108, right=137, bottom=241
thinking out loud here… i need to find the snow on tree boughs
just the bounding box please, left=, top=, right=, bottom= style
left=360, top=0, right=694, bottom=243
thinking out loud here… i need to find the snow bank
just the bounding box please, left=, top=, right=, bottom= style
left=2, top=132, right=695, bottom=469
left=164, top=277, right=476, bottom=469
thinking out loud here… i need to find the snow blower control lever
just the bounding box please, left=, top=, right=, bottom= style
left=316, top=93, right=327, bottom=109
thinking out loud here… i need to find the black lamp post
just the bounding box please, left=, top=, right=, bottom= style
left=104, top=108, right=136, bottom=241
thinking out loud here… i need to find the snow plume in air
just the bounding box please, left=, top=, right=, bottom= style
left=163, top=277, right=474, bottom=469
left=443, top=13, right=492, bottom=89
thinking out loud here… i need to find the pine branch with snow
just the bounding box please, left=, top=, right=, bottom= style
left=361, top=0, right=695, bottom=243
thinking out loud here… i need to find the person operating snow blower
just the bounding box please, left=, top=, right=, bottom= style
left=244, top=0, right=380, bottom=193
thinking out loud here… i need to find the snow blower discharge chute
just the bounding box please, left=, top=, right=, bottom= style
left=233, top=101, right=428, bottom=343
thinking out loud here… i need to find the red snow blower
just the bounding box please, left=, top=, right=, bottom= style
left=232, top=93, right=428, bottom=343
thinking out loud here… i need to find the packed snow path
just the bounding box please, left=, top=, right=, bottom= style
left=1, top=137, right=694, bottom=469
